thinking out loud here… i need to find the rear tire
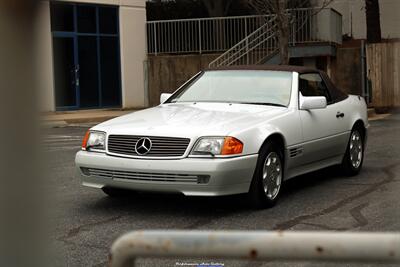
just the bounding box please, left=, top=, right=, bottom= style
left=248, top=141, right=284, bottom=209
left=101, top=187, right=133, bottom=197
left=341, top=126, right=365, bottom=176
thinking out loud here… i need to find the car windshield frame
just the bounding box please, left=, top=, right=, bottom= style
left=165, top=70, right=293, bottom=107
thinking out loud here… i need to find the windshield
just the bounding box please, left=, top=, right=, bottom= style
left=168, top=70, right=293, bottom=106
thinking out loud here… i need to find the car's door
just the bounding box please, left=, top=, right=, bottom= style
left=298, top=73, right=349, bottom=165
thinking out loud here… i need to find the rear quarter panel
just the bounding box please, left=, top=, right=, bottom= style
left=345, top=95, right=369, bottom=130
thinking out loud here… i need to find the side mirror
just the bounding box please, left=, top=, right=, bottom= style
left=300, top=94, right=327, bottom=110
left=160, top=93, right=172, bottom=104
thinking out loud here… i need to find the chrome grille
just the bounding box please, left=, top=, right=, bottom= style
left=81, top=167, right=209, bottom=184
left=107, top=135, right=190, bottom=157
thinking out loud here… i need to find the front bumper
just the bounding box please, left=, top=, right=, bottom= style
left=75, top=151, right=258, bottom=196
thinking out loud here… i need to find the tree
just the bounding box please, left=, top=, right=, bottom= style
left=365, top=0, right=381, bottom=43
left=146, top=0, right=208, bottom=21
left=202, top=0, right=234, bottom=17
left=146, top=0, right=252, bottom=21
left=248, top=0, right=333, bottom=64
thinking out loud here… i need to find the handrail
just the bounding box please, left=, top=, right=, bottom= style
left=208, top=7, right=342, bottom=67
left=208, top=16, right=278, bottom=68
left=216, top=27, right=277, bottom=67
left=147, top=15, right=268, bottom=54
left=109, top=230, right=400, bottom=267
left=146, top=8, right=342, bottom=57
left=146, top=7, right=341, bottom=23
left=147, top=14, right=269, bottom=23
left=217, top=16, right=276, bottom=57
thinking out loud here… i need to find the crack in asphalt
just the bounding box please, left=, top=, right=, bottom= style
left=273, top=163, right=398, bottom=230
left=349, top=202, right=369, bottom=228
left=183, top=210, right=254, bottom=230
left=57, top=215, right=122, bottom=248
left=299, top=202, right=369, bottom=231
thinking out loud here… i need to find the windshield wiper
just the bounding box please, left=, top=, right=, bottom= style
left=237, top=102, right=286, bottom=107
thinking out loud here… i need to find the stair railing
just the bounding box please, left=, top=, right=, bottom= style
left=208, top=8, right=329, bottom=68
left=208, top=16, right=278, bottom=68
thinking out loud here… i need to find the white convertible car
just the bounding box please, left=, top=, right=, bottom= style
left=75, top=65, right=368, bottom=208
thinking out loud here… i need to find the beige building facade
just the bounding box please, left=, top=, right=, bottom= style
left=314, top=0, right=400, bottom=40
left=36, top=0, right=147, bottom=112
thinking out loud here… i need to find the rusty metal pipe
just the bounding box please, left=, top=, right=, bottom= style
left=109, top=231, right=400, bottom=267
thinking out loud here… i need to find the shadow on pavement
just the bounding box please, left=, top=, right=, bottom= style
left=87, top=165, right=345, bottom=216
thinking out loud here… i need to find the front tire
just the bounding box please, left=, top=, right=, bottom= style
left=248, top=141, right=283, bottom=209
left=341, top=127, right=365, bottom=176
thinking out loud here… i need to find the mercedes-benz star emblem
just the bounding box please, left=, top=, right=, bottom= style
left=135, top=137, right=152, bottom=155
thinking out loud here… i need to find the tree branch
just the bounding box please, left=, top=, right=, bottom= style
left=223, top=0, right=234, bottom=16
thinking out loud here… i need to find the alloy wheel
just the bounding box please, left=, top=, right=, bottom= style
left=262, top=152, right=282, bottom=200
left=349, top=130, right=363, bottom=169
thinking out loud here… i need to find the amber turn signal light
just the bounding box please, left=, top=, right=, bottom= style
left=81, top=130, right=90, bottom=150
left=221, top=137, right=243, bottom=155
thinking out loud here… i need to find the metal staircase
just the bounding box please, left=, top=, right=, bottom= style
left=208, top=16, right=278, bottom=68
left=208, top=8, right=343, bottom=68
left=146, top=8, right=342, bottom=64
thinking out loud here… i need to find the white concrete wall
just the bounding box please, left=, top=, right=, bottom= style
left=314, top=0, right=400, bottom=39
left=313, top=8, right=343, bottom=44
left=379, top=0, right=400, bottom=39
left=119, top=2, right=147, bottom=108
left=36, top=0, right=147, bottom=111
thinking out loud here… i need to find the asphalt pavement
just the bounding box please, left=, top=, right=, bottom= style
left=44, top=114, right=400, bottom=267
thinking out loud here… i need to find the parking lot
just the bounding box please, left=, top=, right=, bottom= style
left=46, top=114, right=400, bottom=267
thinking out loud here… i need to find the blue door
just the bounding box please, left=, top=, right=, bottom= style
left=51, top=2, right=121, bottom=110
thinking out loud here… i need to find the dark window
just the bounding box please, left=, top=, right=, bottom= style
left=53, top=37, right=76, bottom=107
left=320, top=72, right=348, bottom=103
left=50, top=3, right=74, bottom=32
left=100, top=37, right=121, bottom=106
left=77, top=5, right=97, bottom=33
left=78, top=36, right=99, bottom=107
left=99, top=7, right=118, bottom=34
left=299, top=73, right=332, bottom=103
left=51, top=3, right=121, bottom=110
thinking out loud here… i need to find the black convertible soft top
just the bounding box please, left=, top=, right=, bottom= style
left=207, top=64, right=348, bottom=103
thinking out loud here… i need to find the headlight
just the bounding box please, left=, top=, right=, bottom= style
left=82, top=131, right=106, bottom=151
left=191, top=136, right=243, bottom=156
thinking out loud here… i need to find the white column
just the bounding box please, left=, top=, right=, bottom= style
left=35, top=1, right=55, bottom=112
left=119, top=0, right=147, bottom=108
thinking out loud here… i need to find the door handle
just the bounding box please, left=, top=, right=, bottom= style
left=74, top=64, right=80, bottom=87
left=336, top=112, right=345, bottom=118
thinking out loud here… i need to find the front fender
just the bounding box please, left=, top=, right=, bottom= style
left=228, top=109, right=303, bottom=156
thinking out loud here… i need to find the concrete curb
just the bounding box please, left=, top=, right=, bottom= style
left=41, top=120, right=68, bottom=128
left=42, top=116, right=121, bottom=128
left=63, top=116, right=122, bottom=124
left=367, top=108, right=376, bottom=117
left=42, top=110, right=137, bottom=127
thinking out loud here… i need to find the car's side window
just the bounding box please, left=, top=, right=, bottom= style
left=299, top=73, right=332, bottom=103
